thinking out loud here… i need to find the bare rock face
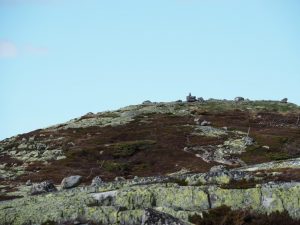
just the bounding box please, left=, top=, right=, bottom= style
left=141, top=208, right=188, bottom=225
left=61, top=175, right=82, bottom=189
left=30, top=180, right=57, bottom=195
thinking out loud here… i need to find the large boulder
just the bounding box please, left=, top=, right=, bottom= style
left=61, top=175, right=82, bottom=189
left=30, top=180, right=57, bottom=195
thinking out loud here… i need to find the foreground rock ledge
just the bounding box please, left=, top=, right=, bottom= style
left=1, top=181, right=300, bottom=225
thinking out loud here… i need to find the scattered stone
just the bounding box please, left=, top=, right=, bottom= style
left=28, top=136, right=35, bottom=142
left=242, top=136, right=254, bottom=146
left=142, top=208, right=188, bottom=225
left=263, top=145, right=270, bottom=150
left=17, top=143, right=28, bottom=149
left=194, top=126, right=227, bottom=137
left=25, top=180, right=32, bottom=186
left=200, top=120, right=211, bottom=126
left=142, top=100, right=152, bottom=105
left=281, top=98, right=288, bottom=103
left=234, top=97, right=245, bottom=102
left=86, top=112, right=94, bottom=116
left=30, top=180, right=57, bottom=195
left=197, top=97, right=205, bottom=102
left=36, top=143, right=47, bottom=151
left=209, top=165, right=227, bottom=173
left=186, top=93, right=197, bottom=102
left=91, top=176, right=103, bottom=186
left=61, top=175, right=82, bottom=189
left=91, top=190, right=117, bottom=206
left=115, top=176, right=126, bottom=182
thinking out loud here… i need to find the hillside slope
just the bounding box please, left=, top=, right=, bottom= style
left=1, top=99, right=300, bottom=224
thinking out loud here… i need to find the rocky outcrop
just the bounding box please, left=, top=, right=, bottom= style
left=1, top=180, right=300, bottom=225
left=2, top=159, right=300, bottom=224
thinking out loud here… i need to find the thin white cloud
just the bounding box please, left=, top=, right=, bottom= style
left=24, top=45, right=48, bottom=55
left=0, top=40, right=18, bottom=58
left=0, top=40, right=49, bottom=59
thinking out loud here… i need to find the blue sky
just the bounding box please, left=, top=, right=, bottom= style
left=0, top=0, right=300, bottom=140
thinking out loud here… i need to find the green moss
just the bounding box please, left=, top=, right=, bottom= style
left=170, top=178, right=189, bottom=186
left=102, top=161, right=130, bottom=173
left=110, top=140, right=156, bottom=158
left=268, top=152, right=291, bottom=161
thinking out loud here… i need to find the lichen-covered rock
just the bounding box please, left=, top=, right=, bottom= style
left=1, top=182, right=300, bottom=225
left=30, top=180, right=57, bottom=195
left=61, top=175, right=82, bottom=189
left=208, top=186, right=261, bottom=210
left=259, top=182, right=300, bottom=218
left=91, top=176, right=103, bottom=186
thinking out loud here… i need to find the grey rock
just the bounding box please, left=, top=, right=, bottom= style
left=141, top=208, right=188, bottom=225
left=115, top=176, right=126, bottom=182
left=201, top=120, right=211, bottom=126
left=209, top=165, right=227, bottom=173
left=30, top=180, right=57, bottom=195
left=91, top=176, right=103, bottom=186
left=61, top=175, right=82, bottom=189
left=142, top=100, right=152, bottom=105
left=25, top=180, right=32, bottom=186
left=17, top=143, right=28, bottom=149
left=281, top=98, right=288, bottom=103
left=28, top=136, right=35, bottom=142
left=198, top=97, right=205, bottom=102
left=234, top=97, right=245, bottom=102
left=36, top=143, right=47, bottom=151
left=242, top=136, right=254, bottom=146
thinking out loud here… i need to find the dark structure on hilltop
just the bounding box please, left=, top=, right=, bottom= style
left=186, top=93, right=197, bottom=102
